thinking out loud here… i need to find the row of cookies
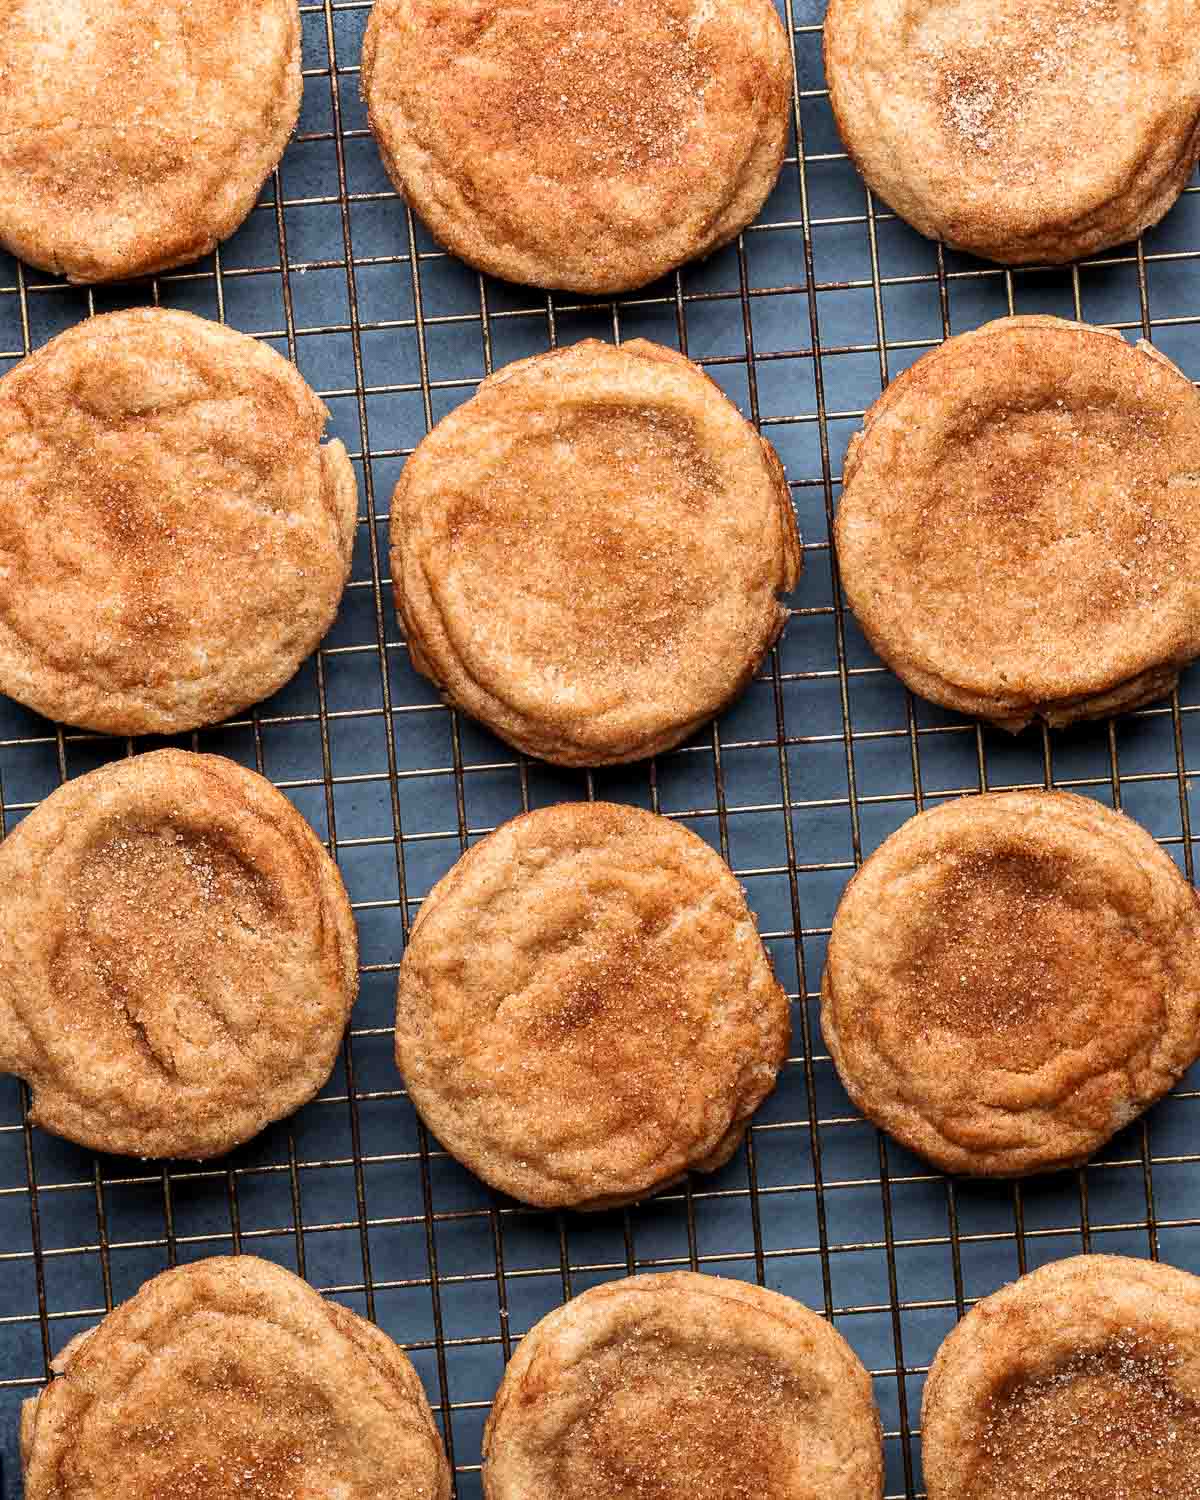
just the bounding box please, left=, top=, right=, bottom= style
left=20, top=1249, right=1200, bottom=1498
left=4, top=4, right=1198, bottom=292
left=0, top=749, right=790, bottom=1177
left=7, top=305, right=1200, bottom=763
left=3, top=745, right=1196, bottom=1201
left=0, top=0, right=794, bottom=292
left=0, top=305, right=800, bottom=760
left=367, top=0, right=1200, bottom=282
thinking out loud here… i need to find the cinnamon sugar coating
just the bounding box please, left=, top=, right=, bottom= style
left=0, top=750, right=359, bottom=1159
left=482, top=1273, right=883, bottom=1500
left=824, top=0, right=1200, bottom=264
left=20, top=1256, right=450, bottom=1500
left=923, top=1255, right=1200, bottom=1500
left=835, top=317, right=1200, bottom=732
left=0, top=308, right=358, bottom=735
left=822, top=791, right=1200, bottom=1176
left=390, top=339, right=800, bottom=767
left=0, top=1, right=302, bottom=284
left=361, top=0, right=793, bottom=292
left=394, top=803, right=789, bottom=1210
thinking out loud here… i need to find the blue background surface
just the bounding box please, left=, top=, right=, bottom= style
left=1, top=4, right=1199, bottom=1496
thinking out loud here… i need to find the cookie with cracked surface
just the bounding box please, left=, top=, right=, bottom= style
left=394, top=802, right=789, bottom=1210
left=361, top=0, right=793, bottom=293
left=390, top=338, right=800, bottom=767
left=835, top=317, right=1200, bottom=732
left=0, top=750, right=358, bottom=1159
left=824, top=0, right=1200, bottom=264
left=482, top=1272, right=884, bottom=1500
left=0, top=307, right=358, bottom=735
left=20, top=1255, right=450, bottom=1500
left=0, top=0, right=302, bottom=284
left=822, top=791, right=1200, bottom=1176
left=922, top=1254, right=1200, bottom=1500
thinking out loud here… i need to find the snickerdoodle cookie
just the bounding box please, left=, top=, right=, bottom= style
left=0, top=750, right=358, bottom=1159
left=361, top=0, right=794, bottom=292
left=822, top=791, right=1200, bottom=1176
left=0, top=1, right=302, bottom=284
left=483, top=1272, right=883, bottom=1500
left=20, top=1255, right=450, bottom=1500
left=922, top=1254, right=1200, bottom=1500
left=835, top=317, right=1200, bottom=732
left=394, top=802, right=789, bottom=1210
left=391, top=339, right=800, bottom=767
left=824, top=0, right=1200, bottom=264
left=0, top=308, right=358, bottom=735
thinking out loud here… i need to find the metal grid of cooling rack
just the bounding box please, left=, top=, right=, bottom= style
left=2, top=3, right=1200, bottom=1497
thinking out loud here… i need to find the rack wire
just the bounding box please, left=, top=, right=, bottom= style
left=1, top=3, right=1200, bottom=1496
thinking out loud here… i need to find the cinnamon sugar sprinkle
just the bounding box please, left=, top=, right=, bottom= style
left=505, top=0, right=708, bottom=173
left=562, top=1329, right=810, bottom=1499
left=928, top=0, right=1121, bottom=157
left=914, top=396, right=1183, bottom=622
left=979, top=1334, right=1200, bottom=1499
left=913, top=847, right=1067, bottom=1036
left=502, top=905, right=693, bottom=1131
left=118, top=1355, right=336, bottom=1500
left=446, top=402, right=720, bottom=680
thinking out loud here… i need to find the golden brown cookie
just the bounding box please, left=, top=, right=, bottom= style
left=823, top=791, right=1200, bottom=1176
left=0, top=750, right=358, bottom=1159
left=835, top=317, right=1200, bottom=732
left=20, top=1255, right=451, bottom=1500
left=824, top=0, right=1200, bottom=265
left=922, top=1254, right=1200, bottom=1500
left=361, top=0, right=794, bottom=293
left=483, top=1272, right=884, bottom=1500
left=0, top=307, right=358, bottom=735
left=394, top=802, right=789, bottom=1210
left=391, top=339, right=800, bottom=767
left=0, top=0, right=302, bottom=284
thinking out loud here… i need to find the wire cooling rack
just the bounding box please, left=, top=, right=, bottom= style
left=2, top=3, right=1200, bottom=1496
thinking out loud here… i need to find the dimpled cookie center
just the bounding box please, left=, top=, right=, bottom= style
left=905, top=845, right=1158, bottom=1069
left=454, top=838, right=757, bottom=1189
left=553, top=1332, right=811, bottom=1498
left=976, top=1337, right=1200, bottom=1500
left=444, top=404, right=722, bottom=681
left=901, top=397, right=1188, bottom=669
left=496, top=903, right=702, bottom=1136
left=47, top=825, right=280, bottom=1081
left=440, top=0, right=710, bottom=178
left=101, top=1348, right=336, bottom=1500
left=916, top=0, right=1131, bottom=171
